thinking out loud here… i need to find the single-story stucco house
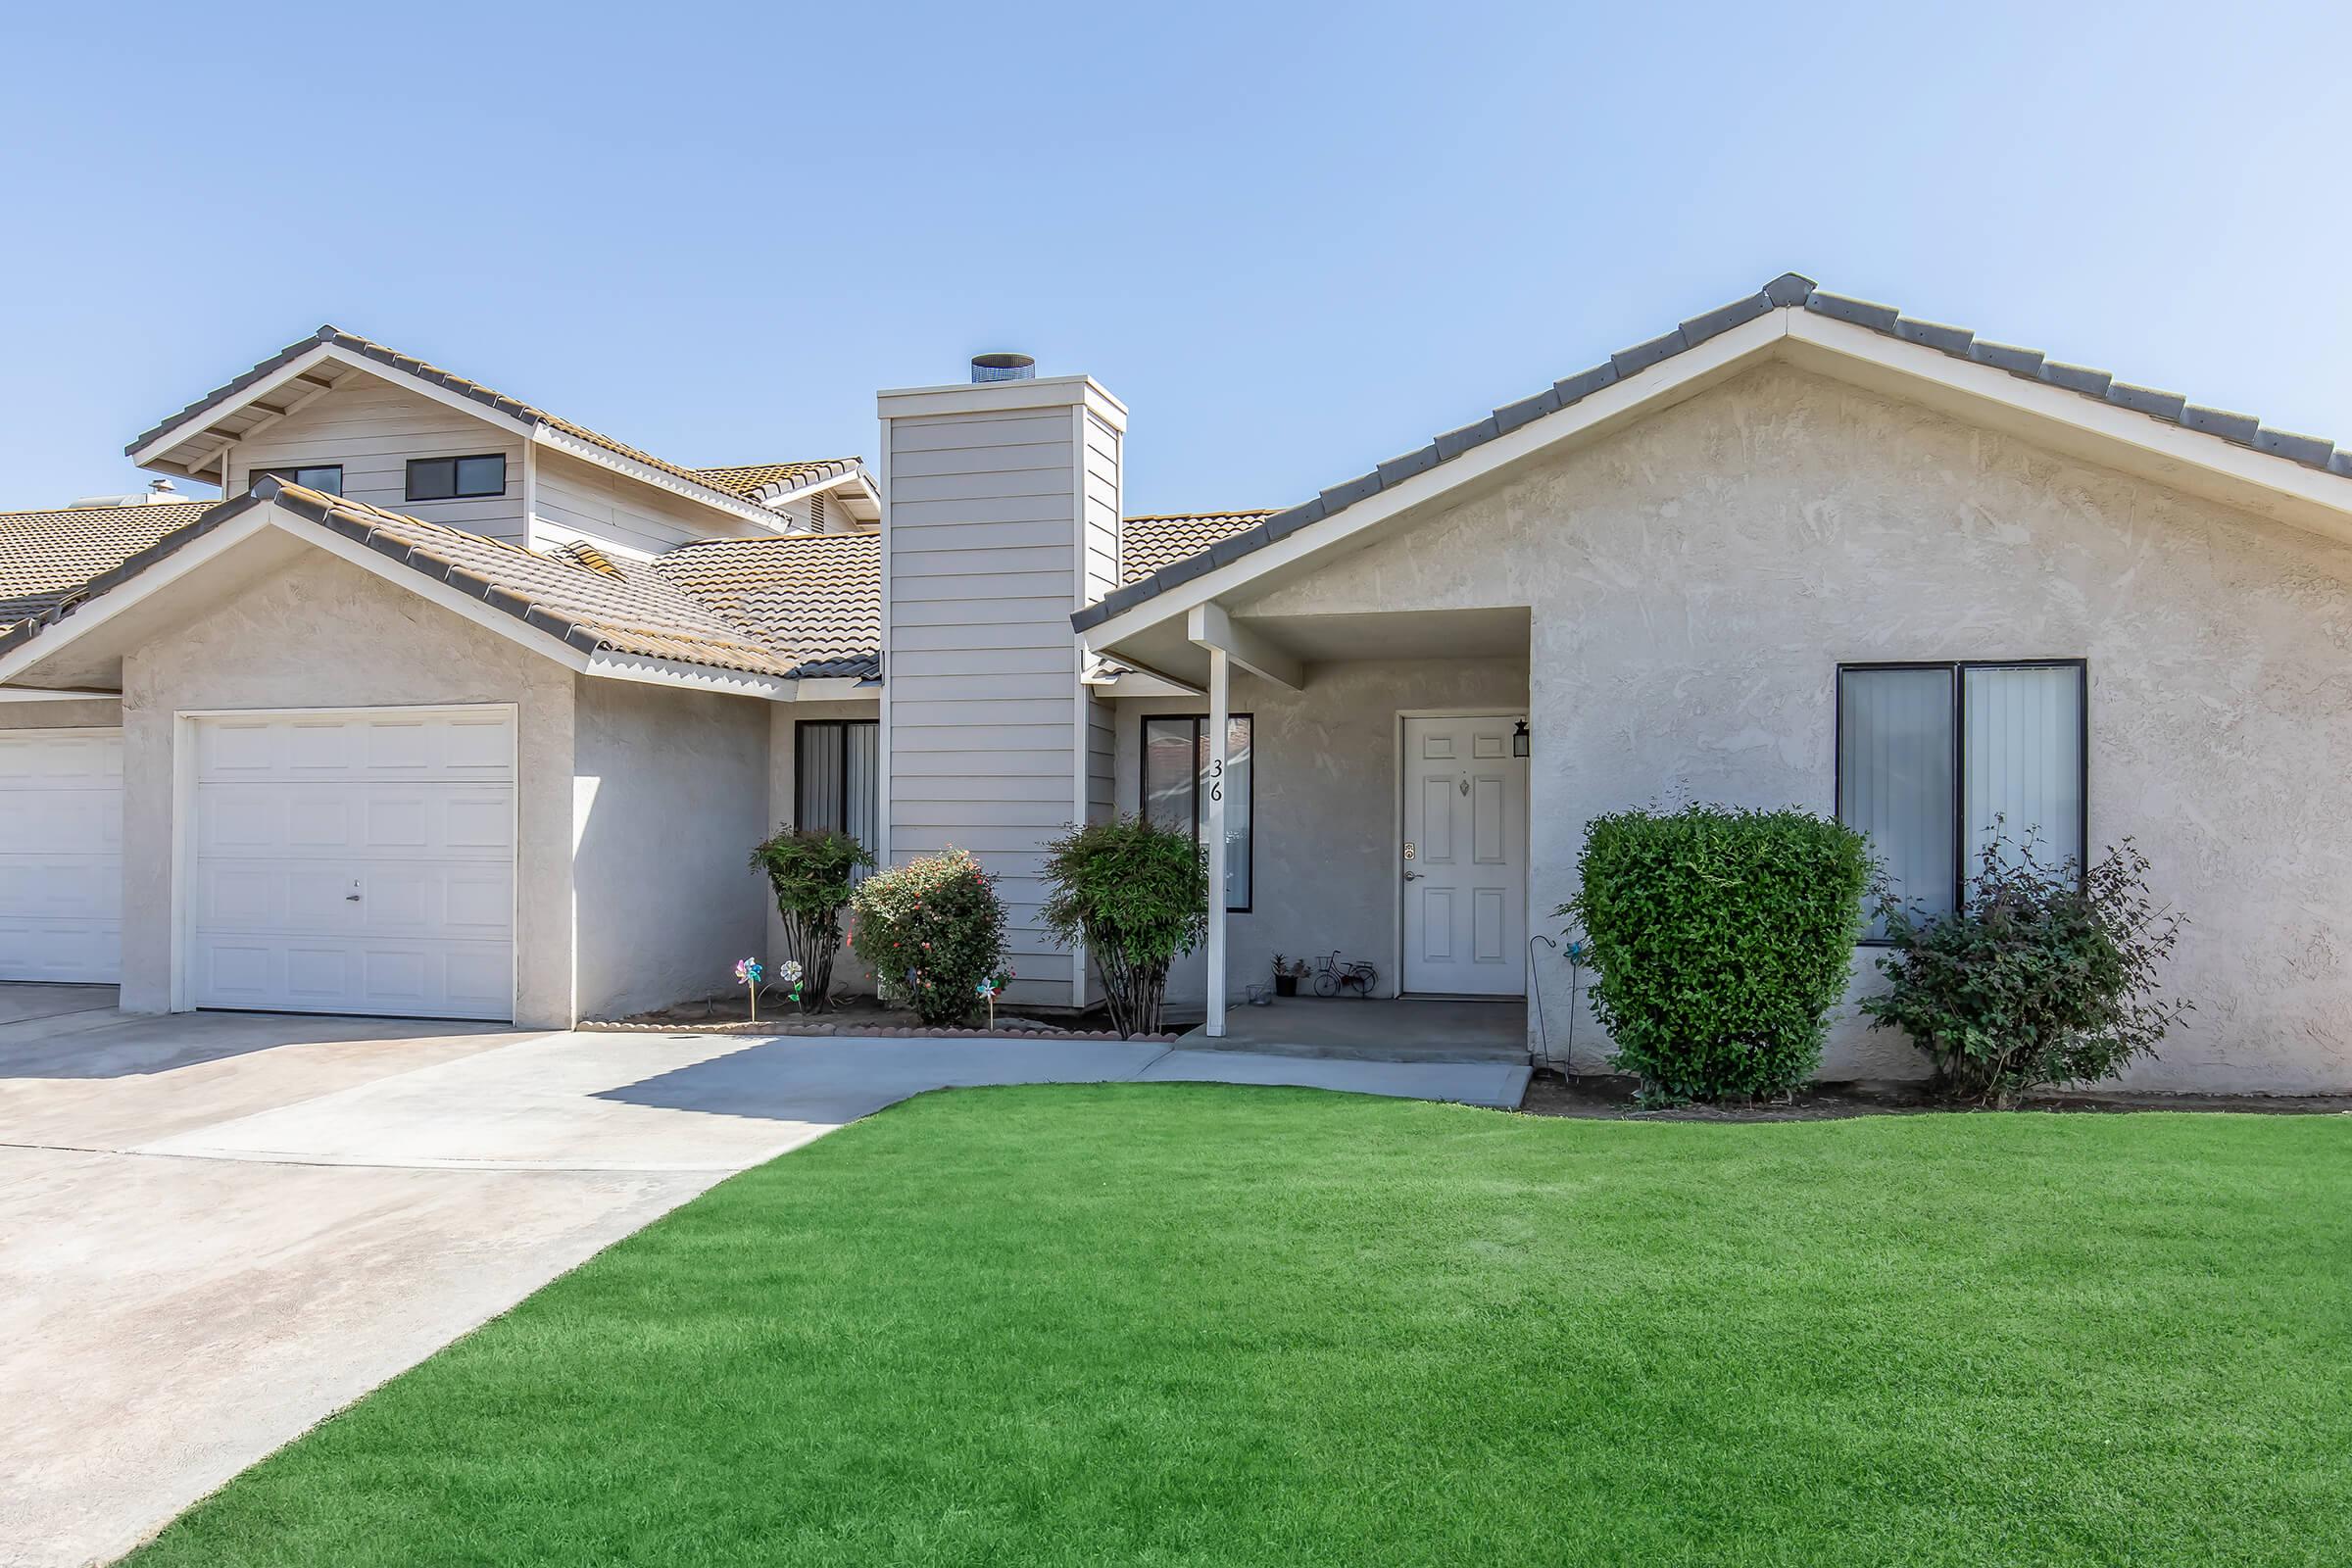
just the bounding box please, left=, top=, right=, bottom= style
left=4, top=273, right=2350, bottom=1093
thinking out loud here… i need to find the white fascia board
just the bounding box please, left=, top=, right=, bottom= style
left=748, top=466, right=874, bottom=512
left=582, top=650, right=795, bottom=701
left=1084, top=313, right=1789, bottom=649
left=1784, top=312, right=2352, bottom=539
left=877, top=373, right=1129, bottom=430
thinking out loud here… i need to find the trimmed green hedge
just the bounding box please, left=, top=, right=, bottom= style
left=1566, top=805, right=1870, bottom=1102
left=850, top=848, right=1009, bottom=1026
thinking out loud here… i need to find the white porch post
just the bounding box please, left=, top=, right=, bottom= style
left=1204, top=645, right=1230, bottom=1038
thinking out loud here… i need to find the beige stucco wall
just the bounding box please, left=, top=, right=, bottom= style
left=116, top=550, right=579, bottom=1027
left=1113, top=658, right=1529, bottom=1011
left=764, top=699, right=881, bottom=999
left=1244, top=362, right=2352, bottom=1093
left=0, top=699, right=123, bottom=730
left=572, top=677, right=771, bottom=1021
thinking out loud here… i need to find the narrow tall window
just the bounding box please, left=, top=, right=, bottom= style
left=406, top=454, right=508, bottom=502
left=795, top=720, right=879, bottom=867
left=1837, top=662, right=2085, bottom=937
left=1141, top=713, right=1252, bottom=912
left=249, top=464, right=343, bottom=496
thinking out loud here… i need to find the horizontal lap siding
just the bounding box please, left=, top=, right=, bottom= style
left=228, top=371, right=526, bottom=542
left=885, top=406, right=1084, bottom=1005
left=531, top=449, right=758, bottom=557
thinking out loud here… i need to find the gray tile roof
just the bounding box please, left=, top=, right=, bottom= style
left=1120, top=512, right=1276, bottom=583
left=1075, top=272, right=2352, bottom=633
left=0, top=480, right=880, bottom=683
left=128, top=328, right=852, bottom=517
left=0, top=501, right=218, bottom=630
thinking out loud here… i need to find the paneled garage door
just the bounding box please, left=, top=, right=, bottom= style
left=190, top=709, right=515, bottom=1020
left=0, top=727, right=123, bottom=983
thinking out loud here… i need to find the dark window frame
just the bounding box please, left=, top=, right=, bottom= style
left=249, top=464, right=344, bottom=496
left=1834, top=658, right=2089, bottom=944
left=1140, top=712, right=1255, bottom=914
left=405, top=453, right=509, bottom=502
left=793, top=718, right=879, bottom=840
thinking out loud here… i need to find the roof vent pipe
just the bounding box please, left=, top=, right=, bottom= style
left=970, top=352, right=1036, bottom=383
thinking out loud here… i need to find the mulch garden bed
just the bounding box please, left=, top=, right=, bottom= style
left=1517, top=1070, right=2352, bottom=1120
left=580, top=991, right=1181, bottom=1043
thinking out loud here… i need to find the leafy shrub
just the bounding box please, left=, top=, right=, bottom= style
left=849, top=847, right=1008, bottom=1026
left=1040, top=816, right=1207, bottom=1037
left=748, top=827, right=873, bottom=1010
left=1862, top=827, right=2191, bottom=1105
left=1566, top=804, right=1871, bottom=1103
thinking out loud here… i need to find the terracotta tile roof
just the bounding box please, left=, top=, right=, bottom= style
left=129, top=328, right=852, bottom=518
left=0, top=502, right=217, bottom=628
left=650, top=534, right=880, bottom=679
left=0, top=481, right=880, bottom=684
left=684, top=459, right=864, bottom=500
left=1120, top=511, right=1273, bottom=584
left=1077, top=271, right=2352, bottom=633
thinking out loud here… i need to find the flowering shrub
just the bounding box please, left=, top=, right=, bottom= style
left=849, top=847, right=1008, bottom=1026
left=1039, top=816, right=1206, bottom=1037
left=1862, top=827, right=2191, bottom=1105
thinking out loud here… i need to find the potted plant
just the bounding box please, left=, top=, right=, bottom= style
left=1271, top=955, right=1307, bottom=998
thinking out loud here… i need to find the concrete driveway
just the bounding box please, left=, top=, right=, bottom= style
left=0, top=990, right=1526, bottom=1566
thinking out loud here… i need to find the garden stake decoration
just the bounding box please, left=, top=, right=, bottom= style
left=780, top=958, right=805, bottom=1011
left=735, top=957, right=763, bottom=1024
left=976, top=970, right=1012, bottom=1029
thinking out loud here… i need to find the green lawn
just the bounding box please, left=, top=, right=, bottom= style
left=135, top=1087, right=2351, bottom=1567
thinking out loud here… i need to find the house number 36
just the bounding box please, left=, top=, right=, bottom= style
left=1206, top=758, right=1223, bottom=803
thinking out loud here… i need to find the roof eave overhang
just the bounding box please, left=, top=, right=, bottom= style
left=0, top=497, right=809, bottom=704
left=1079, top=309, right=2352, bottom=658
left=130, top=341, right=795, bottom=532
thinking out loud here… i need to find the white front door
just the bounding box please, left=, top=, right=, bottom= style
left=189, top=709, right=515, bottom=1020
left=1401, top=714, right=1527, bottom=997
left=0, top=727, right=122, bottom=983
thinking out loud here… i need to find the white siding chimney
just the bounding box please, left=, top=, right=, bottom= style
left=876, top=371, right=1128, bottom=1009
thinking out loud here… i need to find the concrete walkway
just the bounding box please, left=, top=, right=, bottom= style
left=1, top=1006, right=1524, bottom=1567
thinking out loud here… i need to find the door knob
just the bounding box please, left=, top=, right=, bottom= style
left=345, top=893, right=362, bottom=902
left=1403, top=870, right=1424, bottom=881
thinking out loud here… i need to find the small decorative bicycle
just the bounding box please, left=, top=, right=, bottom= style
left=1312, top=950, right=1377, bottom=998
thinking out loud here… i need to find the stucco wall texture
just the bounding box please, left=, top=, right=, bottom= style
left=1245, top=363, right=2352, bottom=1093
left=0, top=699, right=122, bottom=730
left=117, top=550, right=579, bottom=1027
left=572, top=677, right=770, bottom=1021
left=1113, top=658, right=1529, bottom=1008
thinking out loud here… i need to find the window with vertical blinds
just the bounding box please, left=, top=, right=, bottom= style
left=795, top=720, right=879, bottom=867
left=1837, top=662, right=2085, bottom=938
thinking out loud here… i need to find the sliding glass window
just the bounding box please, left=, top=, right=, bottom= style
left=1837, top=662, right=2084, bottom=937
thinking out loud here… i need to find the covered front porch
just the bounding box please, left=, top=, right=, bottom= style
left=1100, top=603, right=1542, bottom=1050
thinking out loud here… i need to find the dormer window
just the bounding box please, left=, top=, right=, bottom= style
left=406, top=455, right=508, bottom=502
left=251, top=465, right=343, bottom=496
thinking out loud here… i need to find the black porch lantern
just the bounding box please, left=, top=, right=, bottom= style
left=1512, top=719, right=1530, bottom=759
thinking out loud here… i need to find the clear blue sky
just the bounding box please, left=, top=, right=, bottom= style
left=4, top=0, right=2347, bottom=515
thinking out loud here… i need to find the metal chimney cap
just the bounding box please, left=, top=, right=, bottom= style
left=970, top=352, right=1036, bottom=383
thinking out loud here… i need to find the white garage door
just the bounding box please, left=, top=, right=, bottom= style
left=0, top=727, right=123, bottom=983
left=190, top=709, right=515, bottom=1020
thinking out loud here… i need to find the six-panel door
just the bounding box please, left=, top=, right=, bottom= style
left=1400, top=714, right=1527, bottom=996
